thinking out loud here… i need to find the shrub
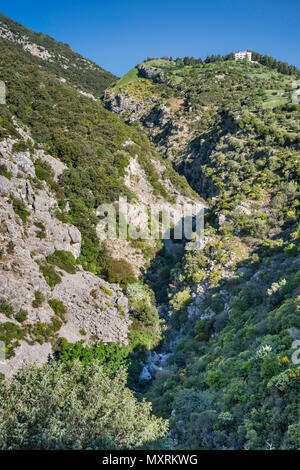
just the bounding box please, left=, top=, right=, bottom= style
left=242, top=283, right=264, bottom=307
left=213, top=312, right=229, bottom=333
left=57, top=339, right=129, bottom=374
left=231, top=297, right=249, bottom=316
left=284, top=424, right=300, bottom=449
left=129, top=297, right=161, bottom=351
left=0, top=322, right=24, bottom=358
left=267, top=278, right=289, bottom=306
left=47, top=250, right=77, bottom=274
left=34, top=158, right=54, bottom=183
left=12, top=141, right=27, bottom=152
left=170, top=288, right=191, bottom=312
left=15, top=310, right=28, bottom=323
left=194, top=319, right=210, bottom=341
left=207, top=369, right=223, bottom=387
left=211, top=294, right=225, bottom=313
left=49, top=316, right=62, bottom=333
left=261, top=239, right=284, bottom=254
left=32, top=291, right=44, bottom=308
left=48, top=299, right=67, bottom=320
left=0, top=299, right=14, bottom=318
left=0, top=322, right=24, bottom=342
left=191, top=270, right=206, bottom=283
left=260, top=354, right=280, bottom=382
left=0, top=164, right=13, bottom=180
left=284, top=243, right=297, bottom=257
left=293, top=270, right=300, bottom=287
left=40, top=263, right=62, bottom=288
left=106, top=258, right=136, bottom=285
left=10, top=196, right=30, bottom=223
left=34, top=221, right=46, bottom=239
left=267, top=297, right=300, bottom=332
left=126, top=283, right=147, bottom=302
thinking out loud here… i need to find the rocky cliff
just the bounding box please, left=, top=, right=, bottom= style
left=0, top=122, right=131, bottom=378
left=0, top=34, right=206, bottom=378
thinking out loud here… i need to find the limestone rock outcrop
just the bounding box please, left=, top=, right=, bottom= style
left=0, top=129, right=131, bottom=378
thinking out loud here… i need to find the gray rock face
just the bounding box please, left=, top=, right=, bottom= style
left=53, top=269, right=130, bottom=345
left=137, top=64, right=168, bottom=84
left=139, top=366, right=152, bottom=382
left=104, top=89, right=157, bottom=123
left=0, top=341, right=52, bottom=380
left=218, top=213, right=226, bottom=227
left=139, top=350, right=173, bottom=382
left=103, top=63, right=170, bottom=123
left=143, top=105, right=171, bottom=129
left=0, top=131, right=131, bottom=378
left=12, top=150, right=36, bottom=178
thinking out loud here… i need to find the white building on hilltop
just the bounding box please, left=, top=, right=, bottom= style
left=234, top=51, right=252, bottom=61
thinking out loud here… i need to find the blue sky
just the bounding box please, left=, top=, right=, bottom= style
left=1, top=0, right=299, bottom=76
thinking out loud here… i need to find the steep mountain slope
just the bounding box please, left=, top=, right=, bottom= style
left=0, top=78, right=132, bottom=379
left=105, top=59, right=299, bottom=190
left=0, top=12, right=116, bottom=96
left=0, top=169, right=130, bottom=379
left=106, top=58, right=300, bottom=449
left=0, top=12, right=299, bottom=449
left=0, top=34, right=201, bottom=379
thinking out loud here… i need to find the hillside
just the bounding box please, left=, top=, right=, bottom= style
left=105, top=57, right=300, bottom=450
left=0, top=13, right=299, bottom=450
left=0, top=20, right=210, bottom=447
left=0, top=30, right=201, bottom=377
left=0, top=12, right=116, bottom=96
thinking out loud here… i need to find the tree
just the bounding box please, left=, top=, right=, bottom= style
left=260, top=354, right=280, bottom=382
left=0, top=361, right=168, bottom=450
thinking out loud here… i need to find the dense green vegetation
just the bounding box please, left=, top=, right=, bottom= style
left=0, top=37, right=192, bottom=354
left=57, top=339, right=129, bottom=373
left=0, top=322, right=24, bottom=359
left=0, top=38, right=189, bottom=288
left=47, top=250, right=77, bottom=274
left=0, top=361, right=169, bottom=449
left=133, top=58, right=300, bottom=450
left=144, top=51, right=300, bottom=76
left=148, top=252, right=300, bottom=449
